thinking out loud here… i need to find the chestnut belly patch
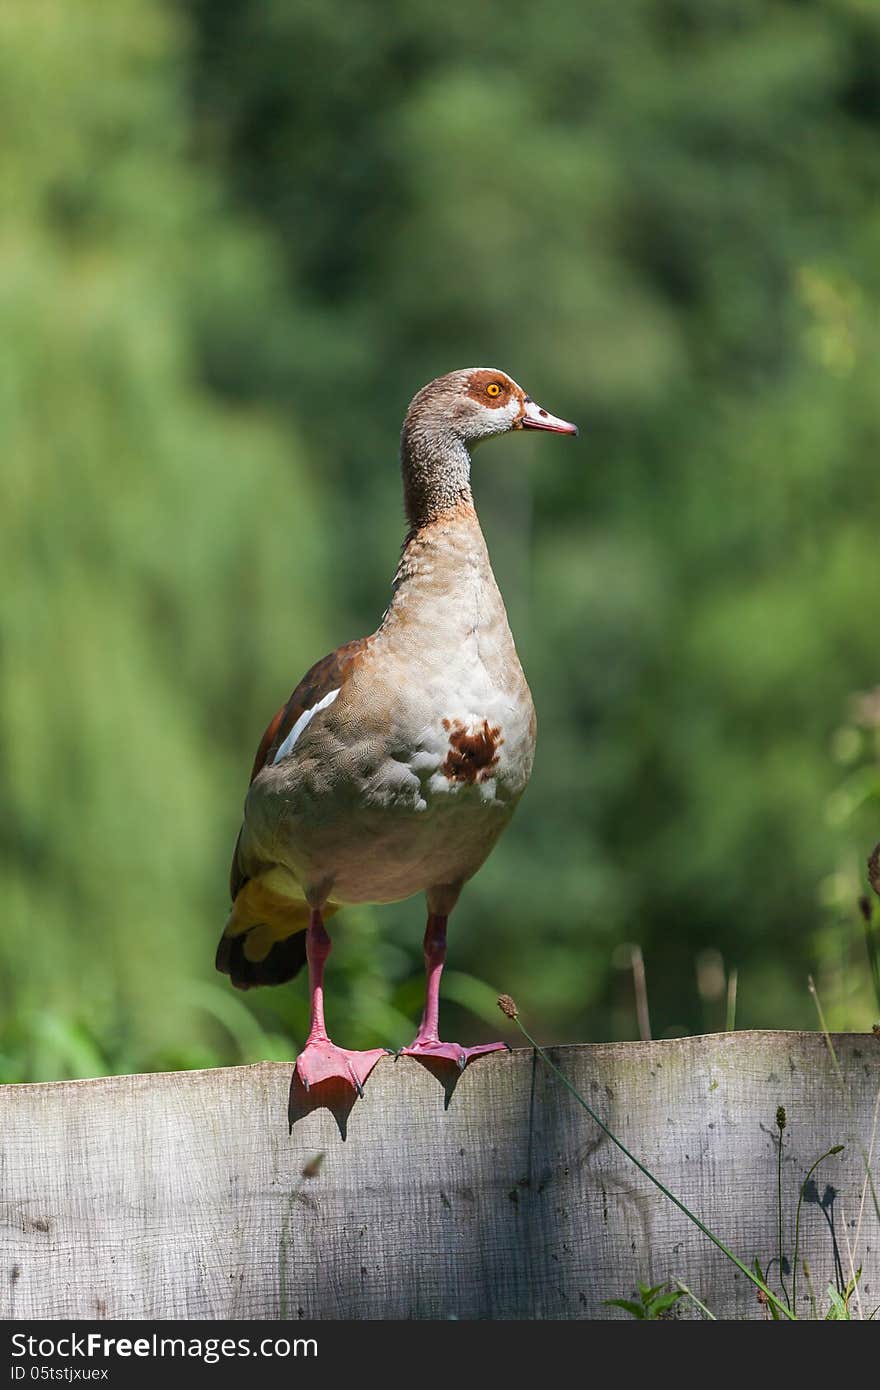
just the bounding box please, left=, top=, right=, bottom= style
left=441, top=718, right=503, bottom=784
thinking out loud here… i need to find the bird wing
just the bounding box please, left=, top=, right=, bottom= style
left=229, top=638, right=368, bottom=898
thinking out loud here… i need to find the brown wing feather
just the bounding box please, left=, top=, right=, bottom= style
left=250, top=639, right=367, bottom=778
left=228, top=638, right=368, bottom=899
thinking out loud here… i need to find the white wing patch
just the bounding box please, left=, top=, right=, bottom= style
left=272, top=688, right=340, bottom=765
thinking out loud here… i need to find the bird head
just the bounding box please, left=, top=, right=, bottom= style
left=405, top=368, right=578, bottom=448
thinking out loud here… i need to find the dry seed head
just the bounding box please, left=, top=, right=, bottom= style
left=776, top=1106, right=787, bottom=1132
left=497, top=994, right=519, bottom=1020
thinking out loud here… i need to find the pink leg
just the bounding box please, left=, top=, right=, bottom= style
left=295, top=911, right=386, bottom=1096
left=400, top=914, right=509, bottom=1070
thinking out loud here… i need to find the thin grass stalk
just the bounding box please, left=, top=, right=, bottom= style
left=498, top=1000, right=795, bottom=1320
left=725, top=967, right=738, bottom=1032
left=808, top=975, right=880, bottom=1225
left=675, top=1281, right=717, bottom=1320
left=836, top=1194, right=863, bottom=1320
left=803, top=1260, right=818, bottom=1320
left=853, top=1080, right=880, bottom=1275
left=791, top=1146, right=844, bottom=1313
left=631, top=944, right=651, bottom=1042
left=775, top=1107, right=789, bottom=1309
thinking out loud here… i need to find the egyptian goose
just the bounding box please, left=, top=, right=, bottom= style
left=218, top=368, right=577, bottom=1093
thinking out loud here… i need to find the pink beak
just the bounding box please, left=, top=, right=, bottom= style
left=520, top=396, right=578, bottom=436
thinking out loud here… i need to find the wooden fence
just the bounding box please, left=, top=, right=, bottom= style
left=1, top=1031, right=877, bottom=1319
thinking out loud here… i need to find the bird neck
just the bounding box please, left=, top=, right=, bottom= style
left=382, top=499, right=499, bottom=655
left=400, top=416, right=474, bottom=529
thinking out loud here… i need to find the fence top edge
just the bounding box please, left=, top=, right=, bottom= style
left=1, top=1029, right=875, bottom=1096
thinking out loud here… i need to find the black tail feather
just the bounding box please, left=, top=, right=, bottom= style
left=215, top=928, right=308, bottom=991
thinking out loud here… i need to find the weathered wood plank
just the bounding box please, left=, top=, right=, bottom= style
left=1, top=1032, right=877, bottom=1319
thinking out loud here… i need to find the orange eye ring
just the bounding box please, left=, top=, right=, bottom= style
left=486, top=382, right=502, bottom=398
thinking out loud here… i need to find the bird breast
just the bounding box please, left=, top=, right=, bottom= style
left=244, top=513, right=536, bottom=903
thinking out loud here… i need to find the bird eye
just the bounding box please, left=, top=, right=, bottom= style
left=486, top=383, right=502, bottom=398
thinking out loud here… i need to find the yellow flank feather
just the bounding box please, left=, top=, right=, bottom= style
left=223, top=873, right=338, bottom=958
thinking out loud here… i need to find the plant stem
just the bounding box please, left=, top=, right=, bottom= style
left=725, top=967, right=738, bottom=1032
left=808, top=975, right=880, bottom=1225
left=631, top=944, right=651, bottom=1042
left=791, top=1147, right=843, bottom=1314
left=777, top=1123, right=789, bottom=1309
left=675, top=1280, right=717, bottom=1320
left=508, top=1012, right=795, bottom=1320
left=803, top=1260, right=817, bottom=1320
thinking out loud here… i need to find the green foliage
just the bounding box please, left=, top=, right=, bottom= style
left=181, top=0, right=880, bottom=1043
left=824, top=1273, right=861, bottom=1321
left=3, top=1, right=880, bottom=1078
left=0, top=0, right=331, bottom=1073
left=606, top=1282, right=685, bottom=1320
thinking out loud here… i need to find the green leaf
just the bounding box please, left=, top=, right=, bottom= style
left=604, top=1299, right=646, bottom=1319
left=638, top=1282, right=666, bottom=1302
left=649, top=1291, right=686, bottom=1316
left=824, top=1285, right=850, bottom=1320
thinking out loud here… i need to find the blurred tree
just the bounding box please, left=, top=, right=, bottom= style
left=183, top=0, right=880, bottom=1039
left=2, top=0, right=880, bottom=1079
left=0, top=0, right=335, bottom=1076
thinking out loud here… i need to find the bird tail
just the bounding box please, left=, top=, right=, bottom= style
left=216, top=874, right=338, bottom=991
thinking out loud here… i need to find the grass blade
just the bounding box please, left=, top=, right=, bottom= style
left=497, top=996, right=795, bottom=1320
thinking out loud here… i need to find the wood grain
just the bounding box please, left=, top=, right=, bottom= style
left=1, top=1033, right=877, bottom=1320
